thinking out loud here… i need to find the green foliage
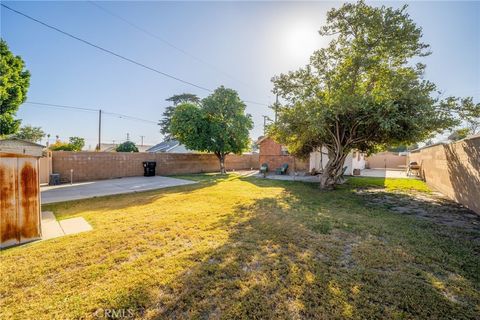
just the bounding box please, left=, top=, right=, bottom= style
left=159, top=93, right=200, bottom=139
left=270, top=1, right=467, bottom=188
left=347, top=176, right=431, bottom=192
left=68, top=136, right=85, bottom=151
left=170, top=86, right=253, bottom=173
left=0, top=39, right=30, bottom=136
left=166, top=93, right=200, bottom=105
left=49, top=141, right=74, bottom=151
left=458, top=97, right=480, bottom=134
left=448, top=128, right=470, bottom=141
left=13, top=125, right=45, bottom=143
left=50, top=136, right=85, bottom=151
left=115, top=141, right=139, bottom=152
left=387, top=143, right=418, bottom=152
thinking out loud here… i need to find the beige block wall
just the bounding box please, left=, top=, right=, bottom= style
left=38, top=155, right=52, bottom=184
left=366, top=152, right=407, bottom=169
left=408, top=137, right=480, bottom=214
left=52, top=152, right=259, bottom=183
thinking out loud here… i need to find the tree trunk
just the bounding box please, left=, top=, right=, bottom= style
left=319, top=147, right=349, bottom=189
left=217, top=154, right=226, bottom=174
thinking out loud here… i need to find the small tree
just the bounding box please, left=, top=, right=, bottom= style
left=13, top=125, right=45, bottom=143
left=387, top=143, right=419, bottom=152
left=0, top=39, right=30, bottom=136
left=49, top=136, right=85, bottom=151
left=68, top=137, right=85, bottom=151
left=448, top=128, right=470, bottom=141
left=159, top=93, right=200, bottom=140
left=458, top=97, right=480, bottom=135
left=50, top=141, right=74, bottom=151
left=170, top=86, right=253, bottom=173
left=270, top=1, right=473, bottom=189
left=116, top=141, right=139, bottom=152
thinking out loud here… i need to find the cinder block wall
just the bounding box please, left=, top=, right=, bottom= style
left=408, top=136, right=480, bottom=214
left=52, top=152, right=259, bottom=183
left=365, top=152, right=407, bottom=169
left=258, top=138, right=308, bottom=172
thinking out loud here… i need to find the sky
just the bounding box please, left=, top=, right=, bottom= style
left=1, top=1, right=479, bottom=149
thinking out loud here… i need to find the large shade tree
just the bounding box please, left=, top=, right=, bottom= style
left=159, top=93, right=200, bottom=140
left=50, top=136, right=85, bottom=151
left=0, top=39, right=30, bottom=136
left=270, top=1, right=474, bottom=189
left=170, top=86, right=253, bottom=174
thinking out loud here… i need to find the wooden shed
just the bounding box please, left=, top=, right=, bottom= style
left=0, top=138, right=44, bottom=248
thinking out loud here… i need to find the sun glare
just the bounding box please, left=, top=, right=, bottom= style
left=283, top=21, right=322, bottom=64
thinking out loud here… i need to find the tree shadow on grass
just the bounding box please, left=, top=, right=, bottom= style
left=104, top=179, right=479, bottom=319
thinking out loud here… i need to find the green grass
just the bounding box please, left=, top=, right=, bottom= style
left=1, top=174, right=478, bottom=319
left=346, top=176, right=432, bottom=192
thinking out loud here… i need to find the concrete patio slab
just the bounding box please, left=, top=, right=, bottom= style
left=254, top=173, right=320, bottom=182
left=253, top=168, right=418, bottom=182
left=41, top=176, right=196, bottom=204
left=359, top=169, right=417, bottom=179
left=41, top=211, right=64, bottom=240
left=59, top=217, right=92, bottom=235
left=41, top=211, right=93, bottom=240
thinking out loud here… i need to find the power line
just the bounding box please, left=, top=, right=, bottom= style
left=24, top=101, right=158, bottom=125
left=102, top=111, right=158, bottom=125
left=87, top=1, right=273, bottom=102
left=24, top=101, right=98, bottom=112
left=1, top=3, right=211, bottom=92
left=2, top=3, right=271, bottom=107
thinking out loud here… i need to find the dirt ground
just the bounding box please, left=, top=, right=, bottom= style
left=355, top=187, right=480, bottom=234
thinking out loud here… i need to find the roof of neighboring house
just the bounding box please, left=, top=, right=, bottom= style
left=0, top=137, right=45, bottom=157
left=0, top=137, right=45, bottom=147
left=146, top=139, right=181, bottom=153
left=256, top=136, right=268, bottom=144
left=98, top=143, right=117, bottom=152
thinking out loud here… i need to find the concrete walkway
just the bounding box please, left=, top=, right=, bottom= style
left=41, top=176, right=196, bottom=204
left=41, top=211, right=93, bottom=240
left=254, top=168, right=417, bottom=182
left=359, top=169, right=416, bottom=179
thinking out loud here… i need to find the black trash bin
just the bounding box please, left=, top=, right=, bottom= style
left=49, top=173, right=61, bottom=186
left=143, top=161, right=156, bottom=177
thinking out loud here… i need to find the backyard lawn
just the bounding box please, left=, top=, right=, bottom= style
left=1, top=174, right=479, bottom=319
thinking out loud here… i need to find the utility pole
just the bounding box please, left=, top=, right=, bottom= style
left=96, top=109, right=102, bottom=151
left=262, top=115, right=270, bottom=136
left=140, top=135, right=145, bottom=146
left=275, top=94, right=279, bottom=123
left=126, top=133, right=130, bottom=141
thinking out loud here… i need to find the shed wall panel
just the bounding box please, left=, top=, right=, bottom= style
left=0, top=154, right=41, bottom=248
left=17, top=157, right=41, bottom=242
left=0, top=158, right=19, bottom=247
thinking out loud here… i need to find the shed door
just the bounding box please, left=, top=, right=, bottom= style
left=0, top=158, right=19, bottom=247
left=0, top=156, right=41, bottom=248
left=17, top=157, right=41, bottom=243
